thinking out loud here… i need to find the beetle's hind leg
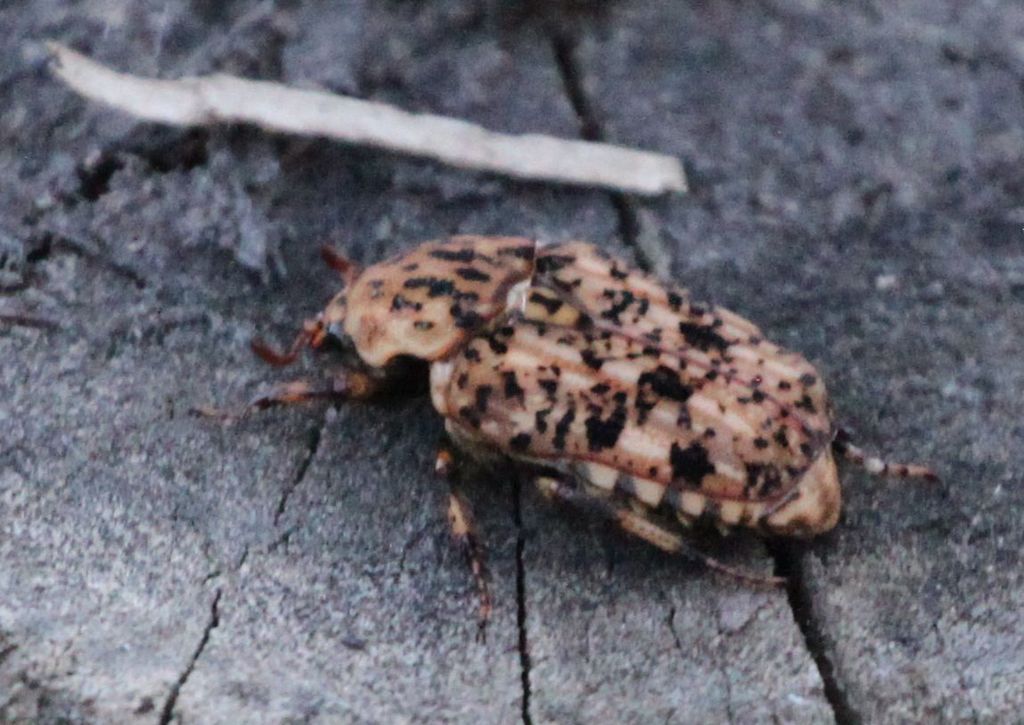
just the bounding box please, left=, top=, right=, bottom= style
left=191, top=369, right=380, bottom=422
left=435, top=445, right=493, bottom=642
left=833, top=428, right=939, bottom=482
left=534, top=475, right=784, bottom=587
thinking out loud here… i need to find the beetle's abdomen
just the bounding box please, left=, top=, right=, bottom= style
left=344, top=235, right=535, bottom=367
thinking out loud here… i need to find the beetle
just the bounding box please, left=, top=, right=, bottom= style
left=198, top=235, right=935, bottom=634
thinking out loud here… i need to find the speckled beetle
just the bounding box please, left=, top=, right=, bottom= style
left=199, top=235, right=935, bottom=633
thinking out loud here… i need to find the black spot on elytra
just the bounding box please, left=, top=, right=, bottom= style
left=464, top=347, right=481, bottom=362
left=536, top=254, right=574, bottom=274
left=414, top=320, right=434, bottom=330
left=509, top=432, right=531, bottom=452
left=745, top=463, right=784, bottom=498
left=553, top=406, right=576, bottom=451
left=404, top=276, right=457, bottom=298
left=754, top=437, right=769, bottom=449
left=402, top=263, right=419, bottom=272
left=539, top=379, right=558, bottom=400
left=610, top=265, right=628, bottom=280
left=499, top=244, right=535, bottom=260
left=678, top=322, right=729, bottom=353
left=429, top=248, right=476, bottom=262
left=667, top=292, right=683, bottom=311
left=450, top=304, right=485, bottom=330
left=799, top=442, right=813, bottom=458
left=590, top=382, right=610, bottom=395
left=600, top=290, right=635, bottom=325
left=703, top=428, right=716, bottom=438
left=502, top=371, right=525, bottom=404
left=456, top=373, right=469, bottom=389
left=474, top=385, right=492, bottom=413
left=751, top=390, right=766, bottom=404
left=705, top=370, right=719, bottom=381
left=635, top=394, right=657, bottom=425
left=637, top=298, right=650, bottom=316
left=638, top=365, right=693, bottom=403
left=535, top=408, right=551, bottom=433
left=795, top=394, right=817, bottom=413
left=773, top=428, right=789, bottom=448
left=529, top=291, right=563, bottom=315
left=648, top=466, right=659, bottom=477
left=584, top=400, right=627, bottom=452
left=778, top=380, right=792, bottom=390
left=455, top=266, right=491, bottom=282
left=670, top=442, right=715, bottom=486
left=580, top=349, right=604, bottom=370
left=486, top=334, right=508, bottom=354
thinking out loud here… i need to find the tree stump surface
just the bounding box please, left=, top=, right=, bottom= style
left=1, top=2, right=1021, bottom=723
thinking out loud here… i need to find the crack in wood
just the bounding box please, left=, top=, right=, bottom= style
left=274, top=411, right=327, bottom=525
left=770, top=541, right=860, bottom=725
left=550, top=33, right=651, bottom=272
left=26, top=230, right=147, bottom=289
left=158, top=589, right=221, bottom=725
left=512, top=477, right=532, bottom=725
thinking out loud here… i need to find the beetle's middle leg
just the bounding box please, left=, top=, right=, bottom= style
left=435, top=444, right=493, bottom=642
left=534, top=475, right=785, bottom=587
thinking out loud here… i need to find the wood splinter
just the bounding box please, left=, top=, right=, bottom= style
left=47, top=42, right=687, bottom=197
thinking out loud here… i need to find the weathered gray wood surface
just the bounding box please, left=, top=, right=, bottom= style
left=1, top=1, right=1021, bottom=723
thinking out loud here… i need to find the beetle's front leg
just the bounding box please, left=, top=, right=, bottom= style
left=192, top=369, right=380, bottom=422
left=534, top=475, right=784, bottom=587
left=435, top=445, right=492, bottom=642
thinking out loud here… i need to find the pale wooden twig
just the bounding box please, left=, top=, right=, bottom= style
left=47, top=42, right=686, bottom=197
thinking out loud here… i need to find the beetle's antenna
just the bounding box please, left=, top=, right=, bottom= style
left=320, top=245, right=360, bottom=287
left=833, top=428, right=939, bottom=482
